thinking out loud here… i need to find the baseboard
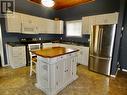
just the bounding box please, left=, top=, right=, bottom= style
left=2, top=64, right=9, bottom=67
left=122, top=69, right=127, bottom=72
left=110, top=75, right=116, bottom=78
left=110, top=67, right=120, bottom=78
left=118, top=68, right=120, bottom=70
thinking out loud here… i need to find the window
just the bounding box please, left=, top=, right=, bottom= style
left=66, top=20, right=82, bottom=37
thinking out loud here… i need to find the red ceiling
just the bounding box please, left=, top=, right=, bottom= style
left=29, top=0, right=95, bottom=10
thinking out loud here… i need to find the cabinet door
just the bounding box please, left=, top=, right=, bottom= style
left=35, top=17, right=47, bottom=34
left=82, top=17, right=90, bottom=34
left=7, top=45, right=26, bottom=68
left=64, top=59, right=72, bottom=84
left=21, top=14, right=37, bottom=34
left=55, top=20, right=64, bottom=34
left=103, top=12, right=119, bottom=24
left=95, top=12, right=119, bottom=24
left=81, top=47, right=89, bottom=66
left=71, top=56, right=78, bottom=78
left=46, top=19, right=56, bottom=34
left=36, top=61, right=49, bottom=92
left=12, top=46, right=26, bottom=56
left=82, top=16, right=96, bottom=34
left=55, top=61, right=64, bottom=90
left=77, top=50, right=83, bottom=64
left=6, top=12, right=22, bottom=33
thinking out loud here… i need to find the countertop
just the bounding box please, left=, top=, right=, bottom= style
left=7, top=39, right=89, bottom=47
left=7, top=42, right=26, bottom=47
left=31, top=46, right=79, bottom=58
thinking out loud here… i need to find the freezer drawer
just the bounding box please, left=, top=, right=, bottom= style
left=89, top=56, right=112, bottom=75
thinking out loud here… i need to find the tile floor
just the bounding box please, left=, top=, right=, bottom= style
left=0, top=65, right=127, bottom=95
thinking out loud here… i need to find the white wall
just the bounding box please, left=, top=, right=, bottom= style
left=0, top=24, right=5, bottom=66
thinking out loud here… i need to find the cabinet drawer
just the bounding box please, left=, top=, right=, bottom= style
left=66, top=52, right=77, bottom=58
left=38, top=56, right=50, bottom=63
left=37, top=55, right=66, bottom=64
left=52, top=55, right=66, bottom=62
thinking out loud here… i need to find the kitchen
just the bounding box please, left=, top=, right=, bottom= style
left=0, top=0, right=127, bottom=95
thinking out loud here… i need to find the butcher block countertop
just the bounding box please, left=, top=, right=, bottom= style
left=31, top=46, right=79, bottom=58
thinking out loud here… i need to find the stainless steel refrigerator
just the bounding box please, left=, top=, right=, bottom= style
left=89, top=24, right=116, bottom=75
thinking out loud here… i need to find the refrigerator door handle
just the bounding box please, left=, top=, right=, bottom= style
left=90, top=55, right=110, bottom=60
left=99, top=28, right=103, bottom=53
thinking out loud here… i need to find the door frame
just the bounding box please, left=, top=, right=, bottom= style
left=0, top=24, right=5, bottom=67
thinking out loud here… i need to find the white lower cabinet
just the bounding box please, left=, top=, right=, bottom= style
left=6, top=44, right=26, bottom=68
left=55, top=61, right=64, bottom=91
left=36, top=53, right=78, bottom=95
left=56, top=44, right=89, bottom=66
left=64, top=59, right=72, bottom=84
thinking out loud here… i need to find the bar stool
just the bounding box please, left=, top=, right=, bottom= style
left=28, top=43, right=41, bottom=76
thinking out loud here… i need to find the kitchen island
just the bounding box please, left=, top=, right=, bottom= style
left=32, top=46, right=79, bottom=95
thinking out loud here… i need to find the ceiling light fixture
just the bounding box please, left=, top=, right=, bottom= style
left=41, top=0, right=55, bottom=7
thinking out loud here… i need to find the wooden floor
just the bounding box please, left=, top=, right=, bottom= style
left=0, top=65, right=127, bottom=95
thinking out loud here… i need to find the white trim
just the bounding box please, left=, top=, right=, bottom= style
left=110, top=67, right=119, bottom=78
left=122, top=69, right=127, bottom=72
left=0, top=24, right=5, bottom=67
left=66, top=20, right=82, bottom=37
left=118, top=68, right=120, bottom=70
left=110, top=75, right=116, bottom=78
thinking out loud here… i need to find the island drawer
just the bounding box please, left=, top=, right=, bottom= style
left=66, top=52, right=78, bottom=58
left=37, top=55, right=67, bottom=64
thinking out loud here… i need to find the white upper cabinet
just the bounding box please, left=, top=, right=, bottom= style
left=82, top=16, right=96, bottom=34
left=46, top=19, right=56, bottom=34
left=95, top=12, right=119, bottom=24
left=6, top=12, right=22, bottom=33
left=34, top=17, right=47, bottom=34
left=35, top=19, right=64, bottom=34
left=21, top=14, right=37, bottom=34
left=82, top=12, right=119, bottom=34
left=55, top=20, right=64, bottom=34
left=5, top=12, right=64, bottom=34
